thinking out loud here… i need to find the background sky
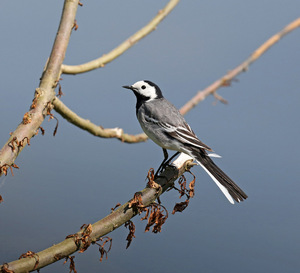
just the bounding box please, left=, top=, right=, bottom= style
left=1, top=1, right=300, bottom=272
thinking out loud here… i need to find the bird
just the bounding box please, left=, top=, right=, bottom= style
left=123, top=80, right=247, bottom=204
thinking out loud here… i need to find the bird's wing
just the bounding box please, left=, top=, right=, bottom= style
left=144, top=99, right=212, bottom=152
left=167, top=122, right=213, bottom=151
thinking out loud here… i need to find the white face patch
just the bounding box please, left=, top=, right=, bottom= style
left=131, top=81, right=158, bottom=100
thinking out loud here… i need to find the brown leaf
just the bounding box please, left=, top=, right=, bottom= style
left=22, top=112, right=32, bottom=124
left=111, top=203, right=121, bottom=212
left=1, top=263, right=14, bottom=273
left=19, top=250, right=39, bottom=270
left=128, top=192, right=144, bottom=209
left=144, top=203, right=168, bottom=233
left=125, top=221, right=136, bottom=249
left=0, top=195, right=3, bottom=203
left=39, top=126, right=45, bottom=135
left=64, top=256, right=77, bottom=273
left=78, top=224, right=93, bottom=253
left=73, top=19, right=79, bottom=31
left=172, top=200, right=190, bottom=214
left=95, top=236, right=112, bottom=261
left=53, top=116, right=59, bottom=136
left=188, top=171, right=196, bottom=198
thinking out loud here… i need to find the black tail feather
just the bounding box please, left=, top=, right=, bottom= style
left=191, top=150, right=248, bottom=203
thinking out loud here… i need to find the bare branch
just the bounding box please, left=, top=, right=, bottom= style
left=0, top=0, right=79, bottom=176
left=61, top=0, right=180, bottom=74
left=0, top=154, right=193, bottom=273
left=179, top=17, right=300, bottom=115
left=54, top=18, right=300, bottom=142
left=53, top=97, right=148, bottom=143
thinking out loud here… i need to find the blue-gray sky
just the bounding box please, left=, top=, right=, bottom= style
left=1, top=1, right=300, bottom=272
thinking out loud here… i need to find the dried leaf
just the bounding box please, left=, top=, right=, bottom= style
left=143, top=203, right=168, bottom=233
left=188, top=171, right=196, bottom=198
left=19, top=250, right=39, bottom=270
left=78, top=224, right=93, bottom=253
left=1, top=263, right=14, bottom=273
left=111, top=203, right=121, bottom=212
left=22, top=112, right=32, bottom=124
left=172, top=200, right=190, bottom=214
left=128, top=192, right=144, bottom=209
left=66, top=224, right=92, bottom=252
left=73, top=19, right=79, bottom=31
left=125, top=221, right=136, bottom=249
left=53, top=116, right=59, bottom=136
left=64, top=256, right=77, bottom=273
left=95, top=236, right=112, bottom=261
left=39, top=126, right=45, bottom=135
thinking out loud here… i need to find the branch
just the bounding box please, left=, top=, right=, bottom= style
left=55, top=18, right=300, bottom=142
left=53, top=97, right=147, bottom=143
left=61, top=0, right=180, bottom=74
left=0, top=154, right=194, bottom=273
left=179, top=17, right=300, bottom=115
left=0, top=0, right=79, bottom=176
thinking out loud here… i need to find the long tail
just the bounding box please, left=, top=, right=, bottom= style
left=190, top=150, right=248, bottom=204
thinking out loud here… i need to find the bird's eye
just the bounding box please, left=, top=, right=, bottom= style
left=141, top=85, right=146, bottom=90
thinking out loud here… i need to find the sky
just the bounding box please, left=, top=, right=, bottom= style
left=1, top=1, right=300, bottom=272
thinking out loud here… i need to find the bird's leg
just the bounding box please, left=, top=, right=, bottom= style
left=154, top=149, right=180, bottom=178
left=154, top=149, right=169, bottom=178
left=164, top=151, right=180, bottom=166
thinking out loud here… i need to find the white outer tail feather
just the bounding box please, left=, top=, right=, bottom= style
left=196, top=160, right=235, bottom=204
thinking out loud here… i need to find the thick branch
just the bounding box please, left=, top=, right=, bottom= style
left=180, top=17, right=300, bottom=115
left=0, top=0, right=79, bottom=176
left=0, top=154, right=193, bottom=273
left=61, top=0, right=180, bottom=74
left=53, top=97, right=147, bottom=143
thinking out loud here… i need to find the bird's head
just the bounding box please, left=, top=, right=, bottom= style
left=123, top=80, right=163, bottom=102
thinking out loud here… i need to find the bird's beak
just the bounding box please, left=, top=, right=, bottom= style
left=122, top=85, right=133, bottom=90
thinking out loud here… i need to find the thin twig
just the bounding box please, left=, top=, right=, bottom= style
left=61, top=0, right=180, bottom=74
left=53, top=97, right=148, bottom=143
left=179, top=17, right=300, bottom=115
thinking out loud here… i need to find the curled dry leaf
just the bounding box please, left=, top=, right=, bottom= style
left=172, top=171, right=196, bottom=214
left=1, top=263, right=14, bottom=273
left=111, top=203, right=121, bottom=212
left=78, top=224, right=93, bottom=253
left=22, top=112, right=32, bottom=124
left=19, top=250, right=40, bottom=270
left=64, top=256, right=77, bottom=273
left=72, top=19, right=79, bottom=31
left=65, top=223, right=93, bottom=253
left=128, top=192, right=144, bottom=209
left=0, top=163, right=19, bottom=177
left=188, top=171, right=196, bottom=198
left=143, top=203, right=168, bottom=233
left=94, top=236, right=112, bottom=261
left=124, top=221, right=136, bottom=249
left=172, top=200, right=190, bottom=214
left=38, top=126, right=45, bottom=135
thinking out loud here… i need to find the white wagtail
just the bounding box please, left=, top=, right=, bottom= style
left=123, top=80, right=247, bottom=204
